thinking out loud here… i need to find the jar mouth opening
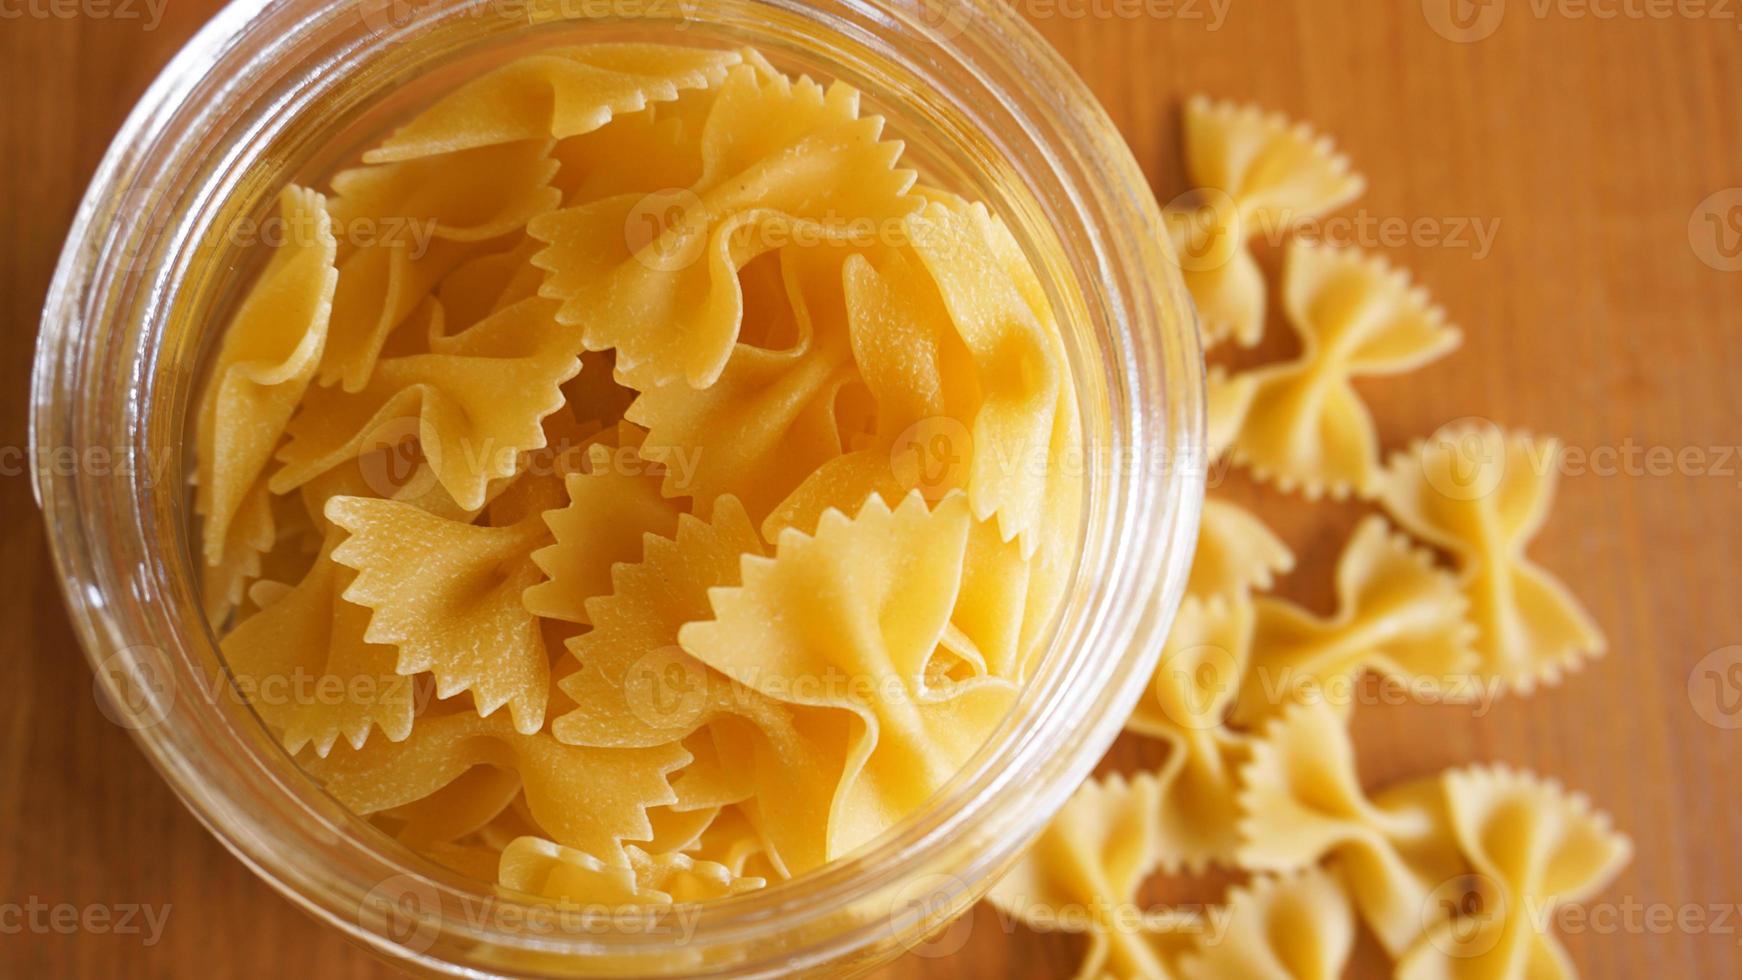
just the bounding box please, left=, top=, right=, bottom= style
left=32, top=0, right=1204, bottom=973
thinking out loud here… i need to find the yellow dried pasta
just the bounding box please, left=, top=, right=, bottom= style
left=1237, top=701, right=1629, bottom=971
left=305, top=710, right=688, bottom=865
left=326, top=494, right=553, bottom=734
left=1185, top=497, right=1294, bottom=607
left=1377, top=426, right=1606, bottom=692
left=320, top=140, right=563, bottom=390
left=195, top=186, right=337, bottom=603
left=907, top=200, right=1066, bottom=556
left=987, top=772, right=1182, bottom=980
left=1165, top=95, right=1366, bottom=348
left=1126, top=596, right=1253, bottom=870
left=1173, top=868, right=1357, bottom=980
left=272, top=296, right=581, bottom=510
left=499, top=837, right=765, bottom=906
left=1231, top=516, right=1478, bottom=725
left=366, top=44, right=744, bottom=162
left=1237, top=701, right=1472, bottom=956
left=221, top=543, right=413, bottom=757
left=679, top=492, right=1018, bottom=860
left=530, top=63, right=919, bottom=388
left=991, top=770, right=1357, bottom=980
left=1229, top=242, right=1461, bottom=497
left=203, top=38, right=1084, bottom=934
left=1397, top=767, right=1631, bottom=980
left=627, top=244, right=861, bottom=525
left=522, top=439, right=686, bottom=626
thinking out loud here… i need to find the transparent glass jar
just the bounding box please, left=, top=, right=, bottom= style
left=31, top=0, right=1204, bottom=974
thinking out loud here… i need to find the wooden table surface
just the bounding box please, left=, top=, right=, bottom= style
left=4, top=1, right=1739, bottom=977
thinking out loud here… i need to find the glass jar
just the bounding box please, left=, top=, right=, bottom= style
left=31, top=0, right=1204, bottom=974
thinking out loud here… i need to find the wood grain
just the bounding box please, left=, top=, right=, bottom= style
left=3, top=2, right=1738, bottom=977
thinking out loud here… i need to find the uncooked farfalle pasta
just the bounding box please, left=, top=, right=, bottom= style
left=992, top=96, right=1628, bottom=980
left=197, top=44, right=1081, bottom=897
left=196, top=33, right=1630, bottom=975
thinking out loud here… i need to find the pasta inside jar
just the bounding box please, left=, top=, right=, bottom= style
left=195, top=42, right=1084, bottom=904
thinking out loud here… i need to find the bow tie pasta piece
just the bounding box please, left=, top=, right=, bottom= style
left=550, top=86, right=718, bottom=205
left=216, top=490, right=324, bottom=624
left=1229, top=242, right=1462, bottom=498
left=272, top=296, right=581, bottom=511
left=437, top=235, right=549, bottom=335
left=547, top=496, right=847, bottom=877
left=906, top=200, right=1065, bottom=556
left=968, top=199, right=1088, bottom=580
left=1397, top=767, right=1631, bottom=980
left=1376, top=427, right=1606, bottom=693
left=1164, top=95, right=1366, bottom=348
left=522, top=442, right=687, bottom=626
left=221, top=545, right=414, bottom=757
left=546, top=496, right=774, bottom=746
left=679, top=492, right=1018, bottom=860
left=467, top=405, right=625, bottom=528
left=690, top=805, right=781, bottom=882
left=988, top=772, right=1197, bottom=980
left=500, top=838, right=766, bottom=907
left=305, top=711, right=689, bottom=865
left=203, top=481, right=279, bottom=623
left=995, top=772, right=1361, bottom=980
left=365, top=45, right=744, bottom=162
left=1205, top=367, right=1258, bottom=461
left=1127, top=596, right=1255, bottom=871
left=627, top=245, right=860, bottom=525
left=329, top=140, right=562, bottom=246
left=530, top=63, right=919, bottom=389
left=380, top=764, right=522, bottom=848
left=1186, top=497, right=1295, bottom=607
left=1173, top=868, right=1358, bottom=980
left=196, top=186, right=337, bottom=581
left=326, top=495, right=553, bottom=734
left=320, top=141, right=563, bottom=390
left=665, top=729, right=755, bottom=816
left=417, top=841, right=510, bottom=882
left=762, top=245, right=980, bottom=539
left=1131, top=597, right=1253, bottom=741
left=948, top=514, right=1072, bottom=683
left=1237, top=701, right=1469, bottom=957
left=1232, top=516, right=1478, bottom=726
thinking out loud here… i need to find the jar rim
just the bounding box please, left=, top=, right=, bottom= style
left=32, top=0, right=1204, bottom=974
